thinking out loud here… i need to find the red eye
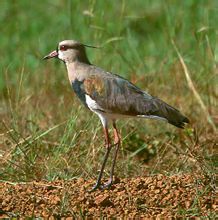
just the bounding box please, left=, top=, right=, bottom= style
left=60, top=45, right=67, bottom=51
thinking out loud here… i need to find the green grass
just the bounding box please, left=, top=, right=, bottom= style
left=0, top=0, right=217, bottom=216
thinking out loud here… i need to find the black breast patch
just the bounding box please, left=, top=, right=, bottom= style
left=71, top=79, right=88, bottom=108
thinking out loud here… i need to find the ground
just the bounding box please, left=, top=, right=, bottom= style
left=1, top=1, right=217, bottom=219
left=0, top=174, right=216, bottom=218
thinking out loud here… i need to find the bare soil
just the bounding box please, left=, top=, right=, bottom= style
left=0, top=174, right=216, bottom=218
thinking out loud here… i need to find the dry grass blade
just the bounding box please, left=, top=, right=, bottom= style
left=1, top=120, right=67, bottom=163
left=0, top=180, right=63, bottom=189
left=172, top=40, right=216, bottom=132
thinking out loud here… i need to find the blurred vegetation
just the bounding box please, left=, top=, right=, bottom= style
left=0, top=0, right=217, bottom=199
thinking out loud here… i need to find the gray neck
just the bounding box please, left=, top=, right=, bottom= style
left=65, top=61, right=90, bottom=83
left=74, top=47, right=91, bottom=64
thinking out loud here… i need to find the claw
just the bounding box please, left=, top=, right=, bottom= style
left=88, top=179, right=114, bottom=192
left=100, top=179, right=113, bottom=190
left=88, top=183, right=101, bottom=192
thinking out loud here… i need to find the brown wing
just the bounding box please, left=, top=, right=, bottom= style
left=82, top=74, right=189, bottom=128
left=83, top=75, right=155, bottom=115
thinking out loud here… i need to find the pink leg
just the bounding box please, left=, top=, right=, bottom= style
left=103, top=121, right=121, bottom=188
left=89, top=126, right=112, bottom=191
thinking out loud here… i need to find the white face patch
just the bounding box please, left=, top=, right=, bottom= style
left=58, top=49, right=74, bottom=62
left=58, top=50, right=64, bottom=61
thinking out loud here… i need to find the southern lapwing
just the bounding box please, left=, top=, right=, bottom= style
left=43, top=40, right=189, bottom=191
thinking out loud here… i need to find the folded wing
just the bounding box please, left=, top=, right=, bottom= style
left=81, top=73, right=189, bottom=128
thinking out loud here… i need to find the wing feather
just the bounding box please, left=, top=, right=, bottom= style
left=81, top=73, right=189, bottom=128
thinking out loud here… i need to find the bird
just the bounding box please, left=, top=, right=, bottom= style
left=43, top=40, right=189, bottom=191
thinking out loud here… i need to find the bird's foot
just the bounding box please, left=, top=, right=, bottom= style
left=88, top=179, right=114, bottom=192
left=100, top=179, right=113, bottom=190
left=88, top=182, right=101, bottom=192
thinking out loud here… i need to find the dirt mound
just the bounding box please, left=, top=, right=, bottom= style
left=0, top=174, right=216, bottom=218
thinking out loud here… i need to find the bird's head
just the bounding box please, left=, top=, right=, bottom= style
left=43, top=40, right=95, bottom=64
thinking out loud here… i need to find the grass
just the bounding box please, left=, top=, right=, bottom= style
left=0, top=0, right=217, bottom=217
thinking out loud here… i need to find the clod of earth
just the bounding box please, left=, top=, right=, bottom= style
left=0, top=174, right=215, bottom=218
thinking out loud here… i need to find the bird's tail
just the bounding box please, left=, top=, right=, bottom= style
left=150, top=98, right=189, bottom=129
